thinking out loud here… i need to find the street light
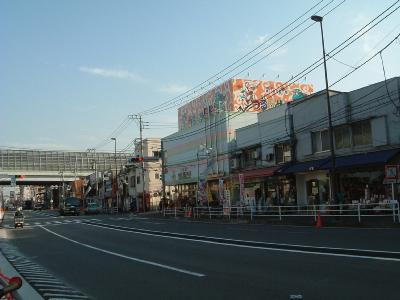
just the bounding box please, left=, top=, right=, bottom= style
left=111, top=138, right=119, bottom=212
left=311, top=15, right=336, bottom=203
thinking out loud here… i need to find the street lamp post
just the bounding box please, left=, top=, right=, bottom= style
left=111, top=138, right=118, bottom=212
left=311, top=15, right=336, bottom=203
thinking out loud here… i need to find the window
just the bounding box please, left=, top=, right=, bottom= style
left=334, top=125, right=351, bottom=149
left=312, top=130, right=330, bottom=153
left=136, top=176, right=140, bottom=185
left=243, top=147, right=261, bottom=168
left=275, top=143, right=291, bottom=164
left=153, top=151, right=161, bottom=158
left=130, top=176, right=136, bottom=187
left=155, top=173, right=160, bottom=180
left=352, top=120, right=372, bottom=146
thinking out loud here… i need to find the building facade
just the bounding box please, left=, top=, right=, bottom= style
left=163, top=78, right=314, bottom=207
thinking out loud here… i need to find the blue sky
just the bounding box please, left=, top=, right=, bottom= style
left=1, top=0, right=399, bottom=152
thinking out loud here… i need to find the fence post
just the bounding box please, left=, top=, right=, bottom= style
left=357, top=203, right=361, bottom=223
left=278, top=206, right=281, bottom=221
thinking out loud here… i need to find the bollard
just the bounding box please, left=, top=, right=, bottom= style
left=174, top=207, right=177, bottom=218
left=357, top=203, right=361, bottom=223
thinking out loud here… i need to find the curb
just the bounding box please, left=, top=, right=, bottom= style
left=0, top=249, right=44, bottom=300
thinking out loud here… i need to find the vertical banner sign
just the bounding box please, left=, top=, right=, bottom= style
left=10, top=176, right=16, bottom=187
left=239, top=173, right=245, bottom=203
left=218, top=179, right=224, bottom=204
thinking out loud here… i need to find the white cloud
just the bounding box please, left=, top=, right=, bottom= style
left=79, top=66, right=145, bottom=83
left=159, top=84, right=190, bottom=95
left=255, top=34, right=268, bottom=44
left=350, top=13, right=382, bottom=54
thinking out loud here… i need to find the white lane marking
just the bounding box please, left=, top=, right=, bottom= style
left=16, top=267, right=47, bottom=272
left=84, top=222, right=400, bottom=263
left=32, top=283, right=67, bottom=287
left=26, top=279, right=63, bottom=283
left=24, top=275, right=55, bottom=279
left=34, top=222, right=42, bottom=225
left=43, top=294, right=88, bottom=299
left=40, top=226, right=205, bottom=277
left=38, top=288, right=79, bottom=293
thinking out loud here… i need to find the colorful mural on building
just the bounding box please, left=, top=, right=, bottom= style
left=178, top=79, right=314, bottom=131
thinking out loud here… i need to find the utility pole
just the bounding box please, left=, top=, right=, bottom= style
left=111, top=138, right=118, bottom=212
left=161, top=140, right=166, bottom=209
left=139, top=114, right=146, bottom=212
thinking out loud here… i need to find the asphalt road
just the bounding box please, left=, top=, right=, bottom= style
left=1, top=210, right=399, bottom=300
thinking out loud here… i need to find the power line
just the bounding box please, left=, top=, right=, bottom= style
left=139, top=0, right=343, bottom=116
left=161, top=2, right=400, bottom=143
left=164, top=13, right=400, bottom=145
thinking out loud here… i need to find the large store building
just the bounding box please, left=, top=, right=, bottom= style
left=162, top=78, right=314, bottom=206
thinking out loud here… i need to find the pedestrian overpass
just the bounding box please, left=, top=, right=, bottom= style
left=0, top=149, right=131, bottom=184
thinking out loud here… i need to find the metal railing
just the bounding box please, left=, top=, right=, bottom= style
left=162, top=201, right=400, bottom=223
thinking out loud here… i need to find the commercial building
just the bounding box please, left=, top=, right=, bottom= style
left=232, top=77, right=400, bottom=206
left=163, top=78, right=314, bottom=206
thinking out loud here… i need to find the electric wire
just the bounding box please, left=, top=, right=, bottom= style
left=161, top=2, right=400, bottom=142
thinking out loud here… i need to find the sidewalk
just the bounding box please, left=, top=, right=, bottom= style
left=0, top=248, right=43, bottom=300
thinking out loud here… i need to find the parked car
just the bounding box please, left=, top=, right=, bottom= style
left=84, top=202, right=101, bottom=215
left=59, top=197, right=81, bottom=216
left=33, top=203, right=44, bottom=211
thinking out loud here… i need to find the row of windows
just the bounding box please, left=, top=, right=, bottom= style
left=312, top=120, right=372, bottom=153
left=129, top=173, right=160, bottom=187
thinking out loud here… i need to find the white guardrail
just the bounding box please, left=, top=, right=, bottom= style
left=162, top=201, right=400, bottom=223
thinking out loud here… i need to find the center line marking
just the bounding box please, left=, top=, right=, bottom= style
left=40, top=226, right=205, bottom=277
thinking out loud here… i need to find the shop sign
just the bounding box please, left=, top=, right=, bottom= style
left=218, top=179, right=225, bottom=203
left=239, top=173, right=245, bottom=203
left=223, top=189, right=231, bottom=216
left=384, top=165, right=400, bottom=184
left=178, top=168, right=191, bottom=180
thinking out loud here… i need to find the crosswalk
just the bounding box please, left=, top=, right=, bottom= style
left=0, top=242, right=90, bottom=300
left=2, top=218, right=100, bottom=229
left=30, top=210, right=59, bottom=218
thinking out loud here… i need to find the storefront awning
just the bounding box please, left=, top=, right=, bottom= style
left=279, top=148, right=399, bottom=174
left=321, top=148, right=400, bottom=169
left=242, top=166, right=280, bottom=179
left=279, top=158, right=330, bottom=174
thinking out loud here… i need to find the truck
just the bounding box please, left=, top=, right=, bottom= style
left=59, top=197, right=81, bottom=216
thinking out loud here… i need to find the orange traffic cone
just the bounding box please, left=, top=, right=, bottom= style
left=316, top=211, right=322, bottom=228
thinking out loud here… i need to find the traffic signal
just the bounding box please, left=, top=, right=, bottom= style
left=129, top=156, right=144, bottom=163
